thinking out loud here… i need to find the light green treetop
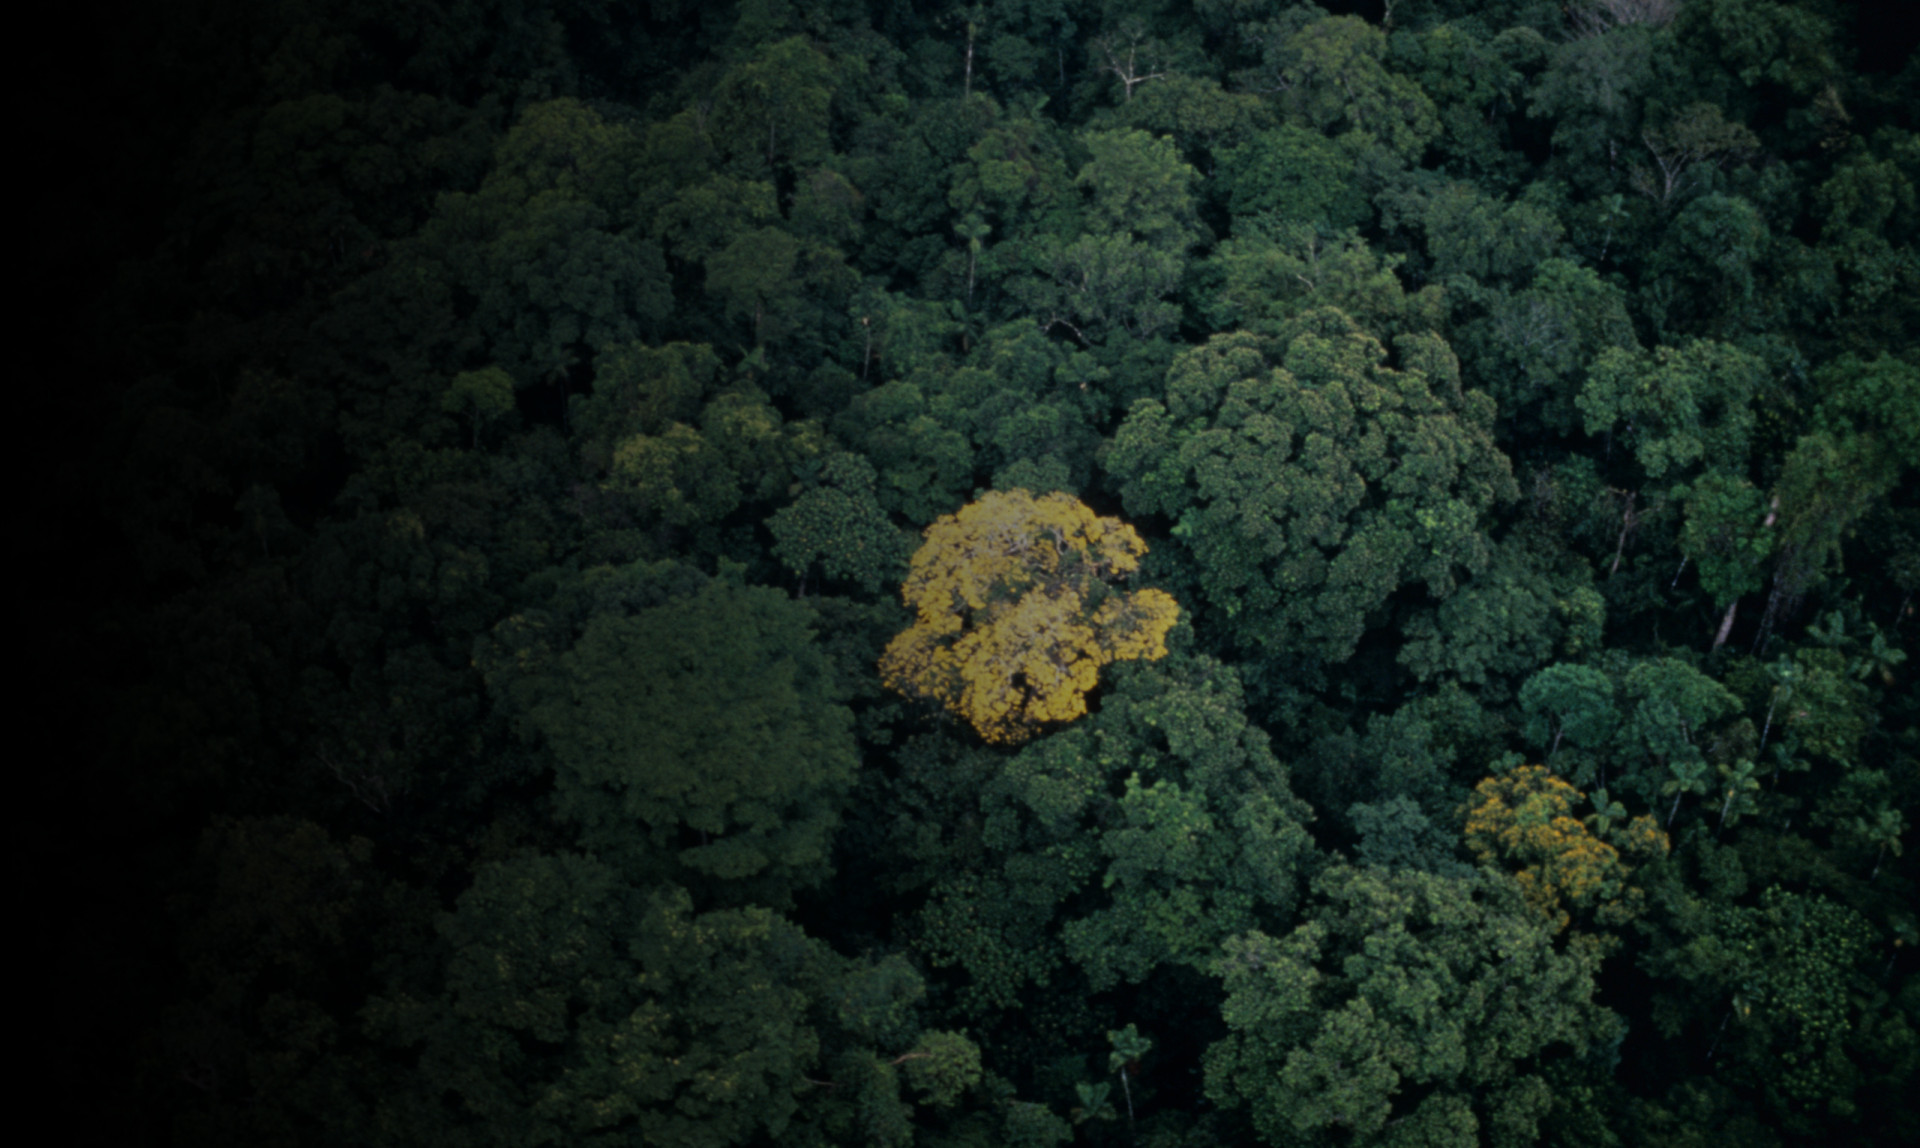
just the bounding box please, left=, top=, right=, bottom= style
left=1108, top=311, right=1515, bottom=662
left=1207, top=864, right=1617, bottom=1148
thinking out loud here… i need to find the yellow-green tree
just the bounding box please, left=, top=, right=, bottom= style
left=1463, top=764, right=1667, bottom=936
left=880, top=490, right=1179, bottom=744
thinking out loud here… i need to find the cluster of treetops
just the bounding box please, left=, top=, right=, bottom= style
left=60, top=0, right=1918, bottom=1145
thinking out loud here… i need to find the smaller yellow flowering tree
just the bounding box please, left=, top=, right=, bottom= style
left=1463, top=764, right=1668, bottom=937
left=880, top=489, right=1179, bottom=744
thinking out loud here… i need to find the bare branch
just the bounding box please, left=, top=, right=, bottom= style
left=1093, top=23, right=1167, bottom=102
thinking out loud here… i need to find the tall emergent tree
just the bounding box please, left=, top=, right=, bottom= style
left=1206, top=865, right=1619, bottom=1148
left=879, top=489, right=1179, bottom=744
left=1108, top=309, right=1515, bottom=662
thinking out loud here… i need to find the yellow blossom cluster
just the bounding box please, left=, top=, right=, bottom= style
left=880, top=490, right=1179, bottom=744
left=1463, top=764, right=1666, bottom=934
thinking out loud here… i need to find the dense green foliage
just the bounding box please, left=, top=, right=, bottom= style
left=48, top=1, right=1917, bottom=1145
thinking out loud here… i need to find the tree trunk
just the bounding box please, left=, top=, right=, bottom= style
left=1751, top=579, right=1785, bottom=654
left=1711, top=598, right=1738, bottom=650
left=1759, top=691, right=1780, bottom=762
left=1609, top=491, right=1637, bottom=577
left=1705, top=1010, right=1731, bottom=1062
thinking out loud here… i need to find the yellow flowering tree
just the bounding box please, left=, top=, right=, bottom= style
left=880, top=489, right=1179, bottom=744
left=1463, top=764, right=1668, bottom=936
